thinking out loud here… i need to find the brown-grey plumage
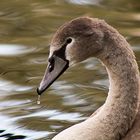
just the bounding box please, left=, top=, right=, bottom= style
left=37, top=17, right=140, bottom=140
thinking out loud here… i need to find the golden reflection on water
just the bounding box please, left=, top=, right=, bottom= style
left=0, top=0, right=139, bottom=139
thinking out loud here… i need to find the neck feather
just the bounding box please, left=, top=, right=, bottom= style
left=95, top=33, right=140, bottom=139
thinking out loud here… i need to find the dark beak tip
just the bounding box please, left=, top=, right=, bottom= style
left=37, top=87, right=42, bottom=95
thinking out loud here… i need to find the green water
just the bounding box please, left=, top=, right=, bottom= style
left=0, top=0, right=140, bottom=139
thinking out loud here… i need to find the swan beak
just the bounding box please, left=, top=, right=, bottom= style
left=37, top=55, right=69, bottom=95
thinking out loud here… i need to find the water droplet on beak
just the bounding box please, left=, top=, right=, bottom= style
left=37, top=95, right=41, bottom=105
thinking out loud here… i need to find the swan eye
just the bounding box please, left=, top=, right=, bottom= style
left=66, top=37, right=72, bottom=44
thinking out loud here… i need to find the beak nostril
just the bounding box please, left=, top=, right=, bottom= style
left=48, top=63, right=54, bottom=72
left=48, top=55, right=55, bottom=72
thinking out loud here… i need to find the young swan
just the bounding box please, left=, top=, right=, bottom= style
left=37, top=17, right=140, bottom=140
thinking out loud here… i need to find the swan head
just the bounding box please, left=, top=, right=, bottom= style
left=37, top=17, right=105, bottom=95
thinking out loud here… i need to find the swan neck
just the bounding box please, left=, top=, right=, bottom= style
left=97, top=37, right=140, bottom=139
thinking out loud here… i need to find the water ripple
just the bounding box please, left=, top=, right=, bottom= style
left=0, top=44, right=34, bottom=56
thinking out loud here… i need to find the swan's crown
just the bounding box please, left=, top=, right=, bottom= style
left=50, top=17, right=105, bottom=65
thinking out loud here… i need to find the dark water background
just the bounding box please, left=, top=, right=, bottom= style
left=0, top=0, right=140, bottom=139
